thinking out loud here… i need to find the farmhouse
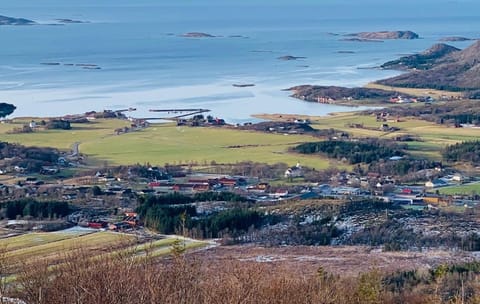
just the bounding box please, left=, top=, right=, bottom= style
left=425, top=178, right=449, bottom=188
left=285, top=163, right=302, bottom=178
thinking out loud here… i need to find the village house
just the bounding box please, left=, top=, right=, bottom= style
left=269, top=189, right=289, bottom=198
left=218, top=177, right=238, bottom=188
left=425, top=178, right=449, bottom=188
left=284, top=163, right=302, bottom=178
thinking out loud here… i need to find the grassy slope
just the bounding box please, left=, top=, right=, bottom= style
left=2, top=231, right=132, bottom=261
left=365, top=83, right=463, bottom=99
left=0, top=231, right=209, bottom=279
left=305, top=112, right=480, bottom=160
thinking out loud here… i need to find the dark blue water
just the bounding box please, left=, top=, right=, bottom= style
left=0, top=0, right=479, bottom=122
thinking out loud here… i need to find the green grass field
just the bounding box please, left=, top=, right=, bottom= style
left=307, top=112, right=480, bottom=160
left=2, top=112, right=479, bottom=169
left=0, top=230, right=209, bottom=280
left=0, top=119, right=337, bottom=170
left=439, top=183, right=480, bottom=195
left=1, top=231, right=132, bottom=262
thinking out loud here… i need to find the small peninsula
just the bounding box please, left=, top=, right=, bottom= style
left=0, top=15, right=35, bottom=25
left=345, top=30, right=419, bottom=40
left=287, top=85, right=410, bottom=104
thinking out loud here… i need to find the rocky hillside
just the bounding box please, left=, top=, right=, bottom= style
left=378, top=40, right=480, bottom=91
left=381, top=43, right=460, bottom=70
left=0, top=15, right=35, bottom=25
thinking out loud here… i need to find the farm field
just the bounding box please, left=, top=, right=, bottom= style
left=439, top=182, right=480, bottom=195
left=2, top=111, right=479, bottom=169
left=0, top=118, right=335, bottom=170
left=365, top=83, right=464, bottom=100
left=0, top=230, right=209, bottom=275
left=255, top=112, right=480, bottom=161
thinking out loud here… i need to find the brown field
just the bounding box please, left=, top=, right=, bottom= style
left=194, top=245, right=477, bottom=277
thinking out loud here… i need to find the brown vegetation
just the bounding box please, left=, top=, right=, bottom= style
left=379, top=40, right=480, bottom=92
left=1, top=245, right=480, bottom=303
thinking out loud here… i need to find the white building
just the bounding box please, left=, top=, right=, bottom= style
left=285, top=163, right=302, bottom=178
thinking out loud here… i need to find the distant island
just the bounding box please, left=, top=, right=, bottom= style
left=345, top=30, right=419, bottom=40
left=232, top=84, right=255, bottom=88
left=0, top=15, right=35, bottom=25
left=55, top=18, right=89, bottom=24
left=340, top=38, right=384, bottom=43
left=439, top=36, right=474, bottom=42
left=40, top=62, right=102, bottom=70
left=277, top=55, right=306, bottom=61
left=181, top=32, right=216, bottom=38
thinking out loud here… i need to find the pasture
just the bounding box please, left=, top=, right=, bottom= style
left=0, top=230, right=208, bottom=276
left=256, top=111, right=480, bottom=161
left=0, top=118, right=335, bottom=170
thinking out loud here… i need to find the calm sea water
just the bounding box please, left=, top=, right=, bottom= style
left=0, top=0, right=479, bottom=122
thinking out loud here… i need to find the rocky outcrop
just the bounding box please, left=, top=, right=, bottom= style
left=277, top=55, right=306, bottom=61
left=378, top=40, right=480, bottom=91
left=381, top=43, right=460, bottom=70
left=181, top=32, right=215, bottom=38
left=439, top=36, right=473, bottom=42
left=232, top=84, right=255, bottom=88
left=340, top=38, right=384, bottom=43
left=0, top=15, right=35, bottom=25
left=345, top=31, right=419, bottom=40
left=55, top=18, right=88, bottom=24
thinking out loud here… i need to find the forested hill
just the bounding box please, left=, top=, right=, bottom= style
left=378, top=40, right=480, bottom=92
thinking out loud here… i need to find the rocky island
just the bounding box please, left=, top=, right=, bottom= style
left=277, top=55, right=306, bottom=61
left=0, top=15, right=35, bottom=25
left=55, top=18, right=89, bottom=24
left=181, top=32, right=216, bottom=38
left=232, top=84, right=255, bottom=88
left=439, top=36, right=474, bottom=42
left=340, top=38, right=384, bottom=43
left=345, top=30, right=419, bottom=40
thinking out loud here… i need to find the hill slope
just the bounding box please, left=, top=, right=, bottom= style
left=381, top=43, right=460, bottom=71
left=378, top=40, right=480, bottom=91
left=0, top=15, right=35, bottom=25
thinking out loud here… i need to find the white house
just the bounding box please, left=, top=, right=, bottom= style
left=285, top=163, right=302, bottom=178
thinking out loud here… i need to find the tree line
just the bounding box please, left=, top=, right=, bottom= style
left=443, top=140, right=480, bottom=165
left=1, top=199, right=71, bottom=220
left=136, top=192, right=262, bottom=237
left=293, top=139, right=405, bottom=164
